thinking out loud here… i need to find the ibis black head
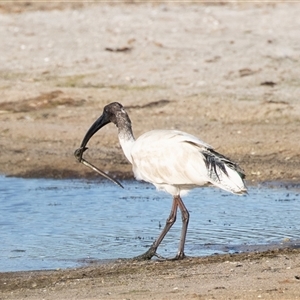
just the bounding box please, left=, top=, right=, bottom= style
left=75, top=102, right=125, bottom=162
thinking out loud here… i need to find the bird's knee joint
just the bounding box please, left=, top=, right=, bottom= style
left=181, top=211, right=189, bottom=223
left=181, top=216, right=188, bottom=223
left=166, top=215, right=176, bottom=225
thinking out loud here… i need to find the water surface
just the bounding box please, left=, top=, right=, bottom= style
left=0, top=176, right=299, bottom=272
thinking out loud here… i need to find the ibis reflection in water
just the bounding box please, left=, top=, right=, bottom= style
left=75, top=102, right=247, bottom=260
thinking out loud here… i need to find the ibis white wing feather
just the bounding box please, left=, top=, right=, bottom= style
left=130, top=130, right=246, bottom=195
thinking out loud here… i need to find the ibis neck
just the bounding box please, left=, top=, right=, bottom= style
left=116, top=116, right=135, bottom=164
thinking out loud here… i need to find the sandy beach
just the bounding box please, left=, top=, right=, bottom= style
left=0, top=2, right=300, bottom=299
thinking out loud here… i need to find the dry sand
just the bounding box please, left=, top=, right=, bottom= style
left=0, top=2, right=300, bottom=299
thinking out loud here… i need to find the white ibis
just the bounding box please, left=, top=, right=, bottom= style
left=75, top=102, right=247, bottom=260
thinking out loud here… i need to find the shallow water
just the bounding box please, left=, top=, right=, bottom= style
left=0, top=176, right=299, bottom=272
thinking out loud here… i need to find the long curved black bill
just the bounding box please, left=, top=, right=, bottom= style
left=74, top=112, right=124, bottom=189
left=75, top=113, right=110, bottom=162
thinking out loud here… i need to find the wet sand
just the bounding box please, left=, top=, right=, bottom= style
left=1, top=248, right=300, bottom=300
left=0, top=2, right=300, bottom=299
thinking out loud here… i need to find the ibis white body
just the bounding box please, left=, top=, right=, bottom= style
left=119, top=129, right=246, bottom=196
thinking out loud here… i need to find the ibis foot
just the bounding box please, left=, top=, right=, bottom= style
left=170, top=251, right=186, bottom=260
left=133, top=246, right=165, bottom=261
left=133, top=247, right=187, bottom=261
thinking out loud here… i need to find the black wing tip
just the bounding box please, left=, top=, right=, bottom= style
left=203, top=149, right=246, bottom=181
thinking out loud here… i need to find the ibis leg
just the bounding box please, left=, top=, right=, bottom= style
left=174, top=195, right=190, bottom=259
left=133, top=196, right=178, bottom=260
